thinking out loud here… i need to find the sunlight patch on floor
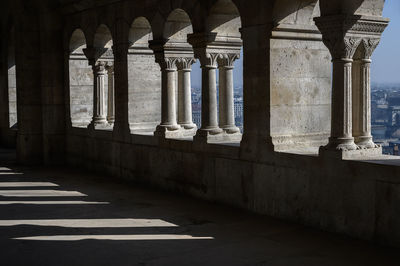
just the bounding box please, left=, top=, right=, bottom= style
left=0, top=172, right=23, bottom=175
left=0, top=218, right=178, bottom=228
left=0, top=190, right=86, bottom=197
left=13, top=234, right=214, bottom=241
left=0, top=201, right=108, bottom=205
left=0, top=182, right=59, bottom=187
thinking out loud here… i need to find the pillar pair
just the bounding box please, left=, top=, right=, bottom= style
left=195, top=52, right=240, bottom=141
left=153, top=55, right=196, bottom=136
left=90, top=61, right=115, bottom=126
left=315, top=16, right=388, bottom=153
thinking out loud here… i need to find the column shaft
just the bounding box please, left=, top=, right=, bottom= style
left=219, top=66, right=239, bottom=133
left=106, top=66, right=115, bottom=124
left=92, top=62, right=107, bottom=124
left=178, top=69, right=195, bottom=129
left=157, top=68, right=179, bottom=130
left=200, top=65, right=221, bottom=132
left=329, top=58, right=357, bottom=150
left=353, top=56, right=375, bottom=148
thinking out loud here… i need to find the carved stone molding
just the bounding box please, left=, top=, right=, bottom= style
left=315, top=15, right=388, bottom=60
left=149, top=39, right=195, bottom=71
left=187, top=32, right=242, bottom=68
left=314, top=15, right=389, bottom=37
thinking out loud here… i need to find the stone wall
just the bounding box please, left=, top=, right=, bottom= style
left=1, top=0, right=397, bottom=249
left=270, top=30, right=331, bottom=150
left=65, top=130, right=400, bottom=248
left=128, top=52, right=161, bottom=132
left=69, top=57, right=93, bottom=127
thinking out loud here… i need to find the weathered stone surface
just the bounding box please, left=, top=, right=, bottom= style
left=1, top=0, right=399, bottom=250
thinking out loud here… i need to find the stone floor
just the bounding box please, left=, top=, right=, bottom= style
left=0, top=149, right=399, bottom=265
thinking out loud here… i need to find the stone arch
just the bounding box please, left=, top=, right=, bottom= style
left=164, top=8, right=194, bottom=43
left=319, top=0, right=385, bottom=17
left=68, top=28, right=93, bottom=127
left=129, top=17, right=153, bottom=48
left=207, top=0, right=242, bottom=38
left=70, top=28, right=87, bottom=54
left=93, top=24, right=113, bottom=49
left=272, top=0, right=319, bottom=25
left=128, top=17, right=161, bottom=133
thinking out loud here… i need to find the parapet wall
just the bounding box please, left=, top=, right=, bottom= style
left=66, top=128, right=400, bottom=248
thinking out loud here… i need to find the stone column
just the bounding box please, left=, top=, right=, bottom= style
left=106, top=63, right=115, bottom=124
left=328, top=43, right=359, bottom=151
left=352, top=38, right=380, bottom=148
left=176, top=58, right=196, bottom=130
left=196, top=53, right=223, bottom=139
left=239, top=25, right=274, bottom=160
left=218, top=53, right=240, bottom=134
left=112, top=41, right=131, bottom=141
left=92, top=61, right=107, bottom=125
left=154, top=57, right=180, bottom=135
left=315, top=15, right=388, bottom=156
left=315, top=19, right=361, bottom=152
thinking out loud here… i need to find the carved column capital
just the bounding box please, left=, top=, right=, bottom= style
left=94, top=61, right=106, bottom=73
left=314, top=15, right=388, bottom=60
left=105, top=62, right=114, bottom=74
left=323, top=36, right=362, bottom=60
left=361, top=38, right=380, bottom=59
left=197, top=52, right=221, bottom=68
left=217, top=53, right=240, bottom=68
left=176, top=57, right=196, bottom=71
left=160, top=57, right=178, bottom=71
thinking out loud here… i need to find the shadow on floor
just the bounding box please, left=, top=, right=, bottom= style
left=0, top=149, right=399, bottom=266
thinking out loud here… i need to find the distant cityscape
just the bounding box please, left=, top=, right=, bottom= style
left=192, top=83, right=400, bottom=155
left=191, top=85, right=243, bottom=132
left=372, top=83, right=400, bottom=155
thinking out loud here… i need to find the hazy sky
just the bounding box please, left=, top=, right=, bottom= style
left=191, top=0, right=399, bottom=88
left=371, top=0, right=400, bottom=85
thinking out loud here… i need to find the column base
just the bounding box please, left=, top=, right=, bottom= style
left=179, top=123, right=197, bottom=130
left=221, top=125, right=241, bottom=134
left=107, top=117, right=115, bottom=124
left=194, top=127, right=241, bottom=144
left=321, top=137, right=358, bottom=151
left=319, top=145, right=382, bottom=160
left=239, top=134, right=275, bottom=162
left=355, top=136, right=377, bottom=149
left=154, top=124, right=181, bottom=138
left=159, top=126, right=198, bottom=139
left=88, top=119, right=112, bottom=130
